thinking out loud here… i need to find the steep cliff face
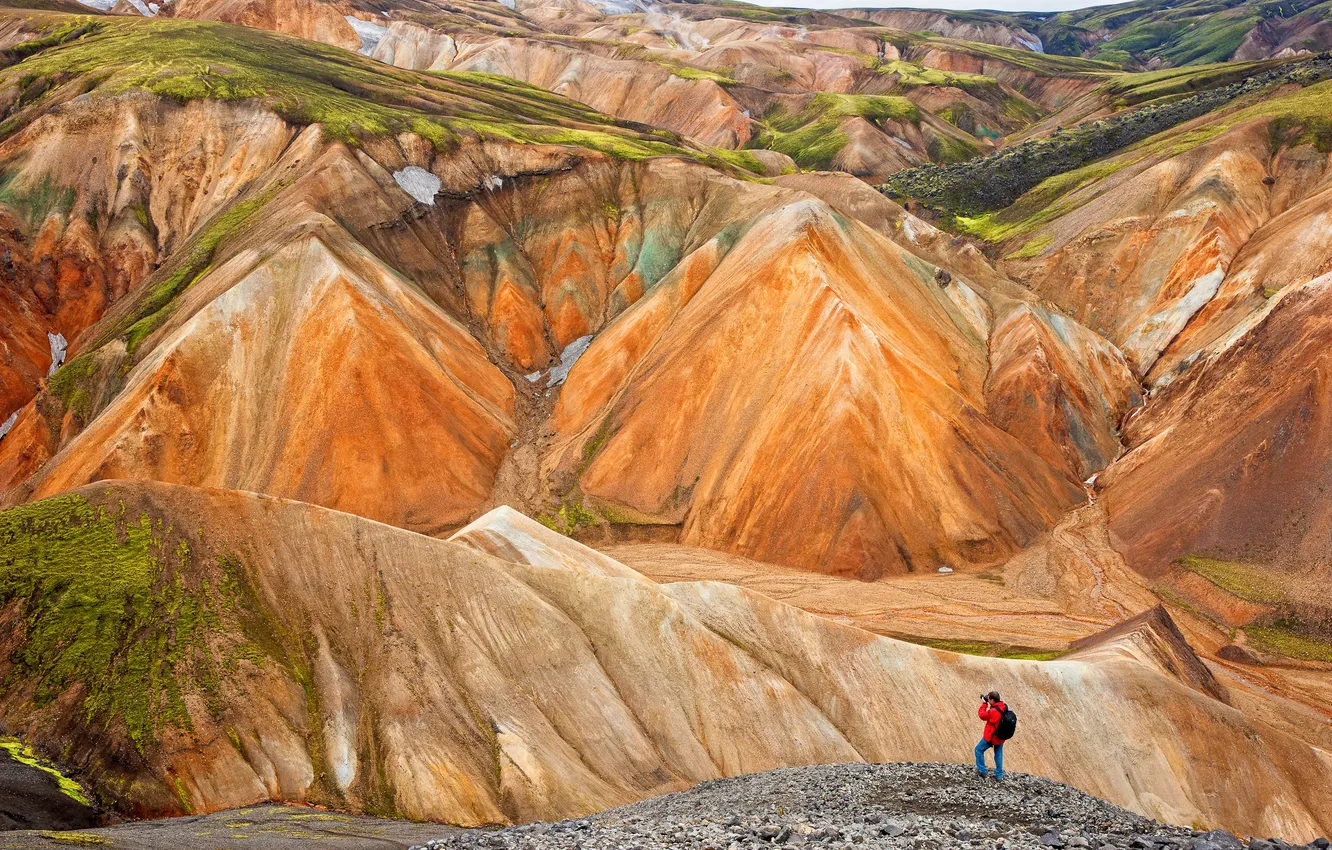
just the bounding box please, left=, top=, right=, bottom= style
left=1, top=482, right=1328, bottom=839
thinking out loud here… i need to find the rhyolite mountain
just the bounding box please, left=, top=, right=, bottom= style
left=0, top=0, right=1329, bottom=843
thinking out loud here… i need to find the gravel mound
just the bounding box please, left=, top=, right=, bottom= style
left=412, top=763, right=1330, bottom=850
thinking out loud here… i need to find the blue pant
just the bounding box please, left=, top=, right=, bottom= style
left=975, top=738, right=1004, bottom=778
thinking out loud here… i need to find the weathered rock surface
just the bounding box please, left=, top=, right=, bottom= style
left=411, top=763, right=1272, bottom=850
left=0, top=62, right=1136, bottom=575
left=0, top=483, right=1329, bottom=839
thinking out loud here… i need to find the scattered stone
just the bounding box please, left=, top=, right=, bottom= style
left=1198, top=831, right=1243, bottom=850
left=409, top=764, right=1301, bottom=850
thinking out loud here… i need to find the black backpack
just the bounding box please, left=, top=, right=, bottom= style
left=995, top=707, right=1018, bottom=740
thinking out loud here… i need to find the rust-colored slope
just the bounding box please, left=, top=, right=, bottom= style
left=1101, top=270, right=1332, bottom=576
left=12, top=224, right=514, bottom=533
left=450, top=39, right=753, bottom=148
left=0, top=93, right=297, bottom=417
left=0, top=73, right=1138, bottom=577
left=156, top=0, right=362, bottom=48
left=985, top=303, right=1139, bottom=482
left=551, top=200, right=1086, bottom=578
left=999, top=103, right=1332, bottom=385
left=2, top=482, right=1329, bottom=839
left=1010, top=121, right=1273, bottom=376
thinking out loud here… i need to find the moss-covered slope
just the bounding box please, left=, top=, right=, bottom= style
left=0, top=10, right=748, bottom=168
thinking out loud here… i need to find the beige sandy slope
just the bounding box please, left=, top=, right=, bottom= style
left=0, top=481, right=1329, bottom=839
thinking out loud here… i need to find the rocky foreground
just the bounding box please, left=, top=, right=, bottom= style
left=412, top=764, right=1330, bottom=850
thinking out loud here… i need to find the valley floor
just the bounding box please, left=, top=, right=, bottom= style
left=604, top=503, right=1332, bottom=756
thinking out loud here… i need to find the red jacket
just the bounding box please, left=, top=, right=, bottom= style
left=979, top=701, right=1009, bottom=744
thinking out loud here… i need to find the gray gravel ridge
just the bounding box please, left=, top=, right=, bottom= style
left=411, top=763, right=1330, bottom=850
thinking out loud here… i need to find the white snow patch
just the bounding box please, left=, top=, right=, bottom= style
left=900, top=214, right=942, bottom=244
left=74, top=0, right=116, bottom=9
left=901, top=216, right=921, bottom=243
left=393, top=166, right=441, bottom=205
left=547, top=334, right=594, bottom=387
left=125, top=0, right=154, bottom=16
left=498, top=0, right=516, bottom=8
left=937, top=566, right=954, bottom=574
left=47, top=332, right=67, bottom=377
left=0, top=411, right=17, bottom=441
left=345, top=15, right=388, bottom=56
left=588, top=0, right=646, bottom=12
left=484, top=175, right=503, bottom=191
left=524, top=370, right=543, bottom=383
left=891, top=136, right=913, bottom=150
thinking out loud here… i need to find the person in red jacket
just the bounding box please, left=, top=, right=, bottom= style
left=975, top=691, right=1008, bottom=779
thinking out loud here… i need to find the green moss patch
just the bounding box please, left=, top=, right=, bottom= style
left=0, top=12, right=753, bottom=174
left=885, top=54, right=1332, bottom=216
left=34, top=832, right=106, bottom=846
left=955, top=155, right=1128, bottom=245
left=0, top=19, right=102, bottom=67
left=1177, top=555, right=1286, bottom=604
left=1247, top=624, right=1332, bottom=663
left=0, top=172, right=75, bottom=232
left=536, top=500, right=599, bottom=537
left=875, top=59, right=1004, bottom=98
left=749, top=92, right=919, bottom=170
left=0, top=495, right=260, bottom=753
left=1004, top=232, right=1054, bottom=260
left=894, top=634, right=1065, bottom=661
left=0, top=737, right=92, bottom=805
